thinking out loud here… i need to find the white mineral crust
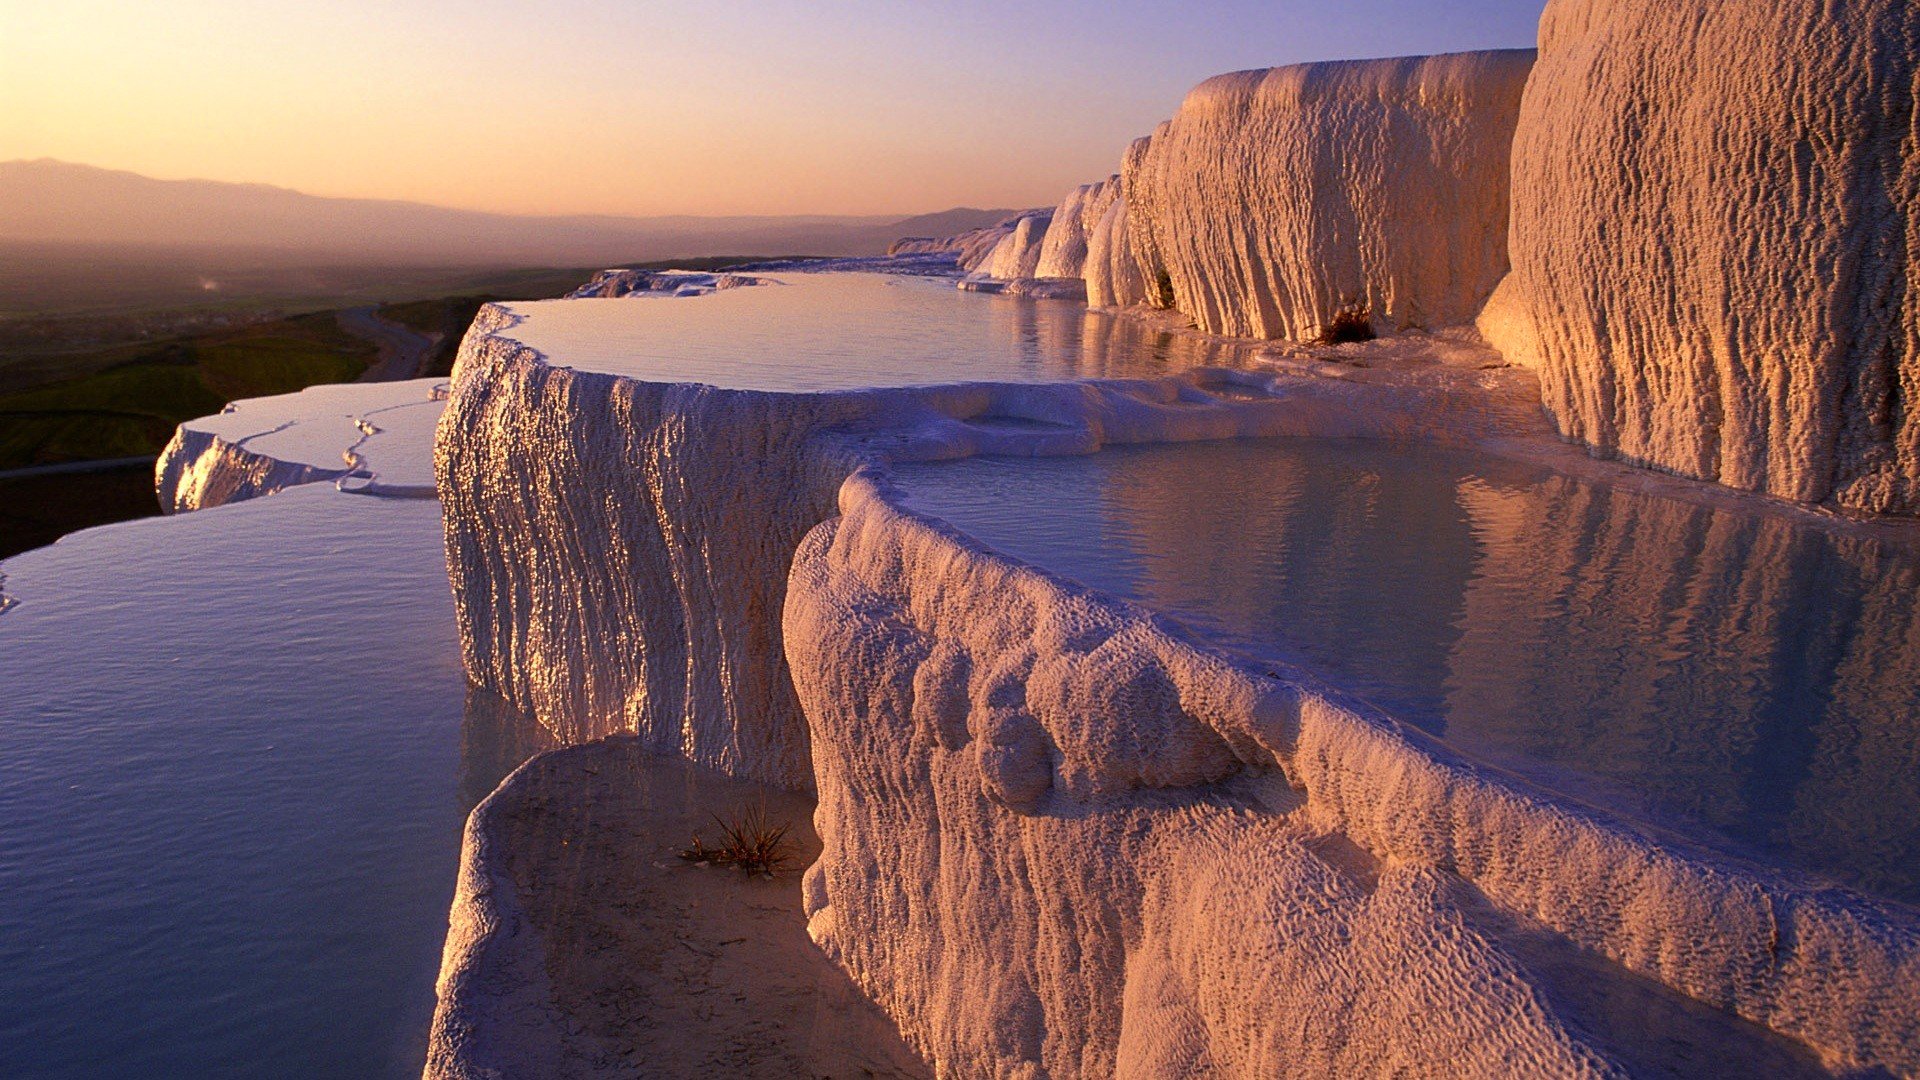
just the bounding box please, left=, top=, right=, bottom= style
left=1481, top=0, right=1920, bottom=515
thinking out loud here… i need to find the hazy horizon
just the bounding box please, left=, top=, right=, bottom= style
left=4, top=0, right=1544, bottom=219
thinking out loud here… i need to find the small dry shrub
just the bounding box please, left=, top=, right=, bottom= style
left=679, top=804, right=793, bottom=875
left=1317, top=305, right=1375, bottom=345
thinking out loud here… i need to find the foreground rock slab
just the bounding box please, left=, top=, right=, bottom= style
left=427, top=737, right=928, bottom=1080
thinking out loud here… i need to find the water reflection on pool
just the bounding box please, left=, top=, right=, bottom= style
left=893, top=439, right=1920, bottom=905
left=0, top=487, right=545, bottom=1079
left=500, top=273, right=1257, bottom=390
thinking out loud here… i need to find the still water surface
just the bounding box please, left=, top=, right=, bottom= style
left=502, top=272, right=1256, bottom=390
left=895, top=438, right=1920, bottom=905
left=0, top=486, right=534, bottom=1079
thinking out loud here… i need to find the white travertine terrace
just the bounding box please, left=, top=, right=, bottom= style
left=425, top=16, right=1920, bottom=1073
left=435, top=301, right=1501, bottom=791
left=1481, top=0, right=1920, bottom=516
left=565, top=268, right=764, bottom=298
left=788, top=472, right=1914, bottom=1077
left=889, top=216, right=1032, bottom=273
left=1034, top=179, right=1119, bottom=281
left=1084, top=189, right=1148, bottom=309
left=970, top=210, right=1055, bottom=283
left=1120, top=50, right=1533, bottom=340
left=156, top=378, right=447, bottom=513
left=434, top=284, right=1920, bottom=1073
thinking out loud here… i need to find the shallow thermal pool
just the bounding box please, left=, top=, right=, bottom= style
left=893, top=438, right=1920, bottom=906
left=0, top=485, right=543, bottom=1079
left=499, top=272, right=1256, bottom=390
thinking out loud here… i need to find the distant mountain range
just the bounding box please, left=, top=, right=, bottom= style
left=0, top=160, right=1019, bottom=266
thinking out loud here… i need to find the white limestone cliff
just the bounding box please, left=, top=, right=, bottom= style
left=1124, top=50, right=1534, bottom=340
left=889, top=214, right=1038, bottom=274
left=1034, top=179, right=1119, bottom=281
left=786, top=470, right=1920, bottom=1077
left=1481, top=0, right=1920, bottom=516
left=156, top=378, right=446, bottom=512
left=968, top=210, right=1055, bottom=283
left=1084, top=192, right=1148, bottom=309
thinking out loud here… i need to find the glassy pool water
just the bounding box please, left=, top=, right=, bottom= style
left=894, top=439, right=1920, bottom=905
left=501, top=272, right=1257, bottom=390
left=0, top=486, right=536, bottom=1079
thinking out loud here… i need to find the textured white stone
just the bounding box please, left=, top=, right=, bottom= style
left=156, top=378, right=446, bottom=512
left=566, top=269, right=764, bottom=298
left=437, top=280, right=1920, bottom=1074
left=437, top=303, right=1534, bottom=790
left=969, top=210, right=1054, bottom=283
left=1084, top=192, right=1148, bottom=309
left=888, top=214, right=1038, bottom=274
left=1126, top=50, right=1534, bottom=340
left=785, top=470, right=1920, bottom=1077
left=1034, top=179, right=1119, bottom=281
left=1482, top=0, right=1920, bottom=515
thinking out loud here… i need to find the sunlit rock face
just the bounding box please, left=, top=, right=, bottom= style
left=1126, top=50, right=1534, bottom=340
left=1034, top=179, right=1120, bottom=280
left=1483, top=0, right=1920, bottom=514
left=888, top=217, right=1031, bottom=272
left=788, top=473, right=1920, bottom=1078
left=970, top=210, right=1055, bottom=282
left=1084, top=192, right=1148, bottom=309
left=436, top=312, right=864, bottom=790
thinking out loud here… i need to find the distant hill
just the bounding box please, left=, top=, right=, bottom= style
left=0, top=160, right=1020, bottom=266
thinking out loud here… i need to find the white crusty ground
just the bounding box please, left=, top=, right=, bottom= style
left=156, top=378, right=447, bottom=512
left=1481, top=0, right=1920, bottom=516
left=424, top=737, right=928, bottom=1080
left=1121, top=50, right=1534, bottom=341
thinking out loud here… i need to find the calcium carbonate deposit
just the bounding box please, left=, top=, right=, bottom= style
left=39, top=5, right=1920, bottom=1074
left=155, top=377, right=446, bottom=512
left=1121, top=50, right=1534, bottom=340
left=431, top=259, right=1920, bottom=1075
left=1482, top=0, right=1920, bottom=514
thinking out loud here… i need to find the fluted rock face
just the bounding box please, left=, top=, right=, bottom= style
left=437, top=310, right=870, bottom=790
left=1484, top=0, right=1920, bottom=515
left=889, top=217, right=1031, bottom=272
left=1127, top=51, right=1534, bottom=339
left=1034, top=179, right=1119, bottom=280
left=971, top=210, right=1054, bottom=281
left=1084, top=194, right=1147, bottom=308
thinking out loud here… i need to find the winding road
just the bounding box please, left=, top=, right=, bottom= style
left=338, top=305, right=439, bottom=382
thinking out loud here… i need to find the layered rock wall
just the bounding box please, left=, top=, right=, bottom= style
left=438, top=309, right=871, bottom=789
left=1482, top=0, right=1920, bottom=514
left=1125, top=50, right=1533, bottom=340
left=156, top=429, right=345, bottom=514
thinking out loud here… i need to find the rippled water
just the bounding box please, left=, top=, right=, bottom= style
left=0, top=486, right=535, bottom=1079
left=501, top=273, right=1256, bottom=390
left=894, top=439, right=1920, bottom=905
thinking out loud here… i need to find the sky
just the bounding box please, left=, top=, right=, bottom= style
left=1, top=0, right=1545, bottom=218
